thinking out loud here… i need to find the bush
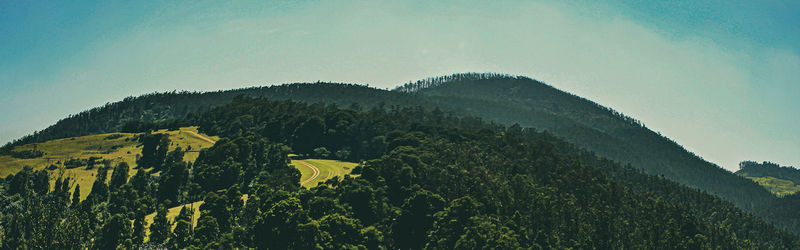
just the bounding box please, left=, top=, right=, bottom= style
left=335, top=148, right=351, bottom=160
left=104, top=134, right=124, bottom=140
left=313, top=147, right=331, bottom=159
left=10, top=149, right=44, bottom=159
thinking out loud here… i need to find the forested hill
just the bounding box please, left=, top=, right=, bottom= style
left=7, top=97, right=797, bottom=248
left=393, top=74, right=779, bottom=216
left=4, top=73, right=800, bottom=233
left=1, top=83, right=425, bottom=151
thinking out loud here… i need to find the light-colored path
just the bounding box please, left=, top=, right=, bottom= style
left=297, top=160, right=321, bottom=185
left=185, top=130, right=216, bottom=144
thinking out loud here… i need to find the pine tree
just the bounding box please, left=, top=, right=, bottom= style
left=173, top=206, right=194, bottom=249
left=149, top=206, right=172, bottom=245
left=71, top=184, right=81, bottom=208
left=132, top=210, right=146, bottom=247
left=94, top=214, right=132, bottom=250
left=108, top=162, right=130, bottom=190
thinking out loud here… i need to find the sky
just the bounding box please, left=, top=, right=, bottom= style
left=1, top=0, right=798, bottom=172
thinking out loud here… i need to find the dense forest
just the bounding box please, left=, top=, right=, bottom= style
left=1, top=97, right=797, bottom=248
left=2, top=73, right=800, bottom=239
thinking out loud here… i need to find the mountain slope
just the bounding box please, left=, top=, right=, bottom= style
left=394, top=74, right=772, bottom=209
left=3, top=73, right=797, bottom=233
left=5, top=97, right=799, bottom=248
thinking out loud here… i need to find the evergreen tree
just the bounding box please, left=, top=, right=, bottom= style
left=132, top=210, right=146, bottom=247
left=172, top=206, right=194, bottom=249
left=94, top=214, right=132, bottom=250
left=71, top=184, right=81, bottom=208
left=149, top=206, right=172, bottom=245
left=157, top=149, right=189, bottom=205
left=87, top=168, right=109, bottom=204
left=193, top=215, right=220, bottom=248
left=108, top=162, right=130, bottom=190
left=137, top=133, right=169, bottom=170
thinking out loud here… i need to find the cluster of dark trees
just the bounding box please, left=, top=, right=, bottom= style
left=8, top=149, right=44, bottom=159
left=3, top=98, right=796, bottom=248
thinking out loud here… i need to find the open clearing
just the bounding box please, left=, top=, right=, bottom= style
left=293, top=159, right=358, bottom=188
left=745, top=176, right=800, bottom=196
left=0, top=126, right=217, bottom=200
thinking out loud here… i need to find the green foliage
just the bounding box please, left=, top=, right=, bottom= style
left=148, top=206, right=171, bottom=245
left=252, top=197, right=310, bottom=249
left=171, top=206, right=194, bottom=249
left=2, top=93, right=800, bottom=248
left=108, top=162, right=129, bottom=190
left=9, top=149, right=44, bottom=159
left=94, top=214, right=132, bottom=250
left=193, top=215, right=220, bottom=248
left=132, top=210, right=146, bottom=247
left=136, top=133, right=168, bottom=170
left=737, top=161, right=800, bottom=196
left=393, top=189, right=445, bottom=249
left=156, top=149, right=189, bottom=206
left=86, top=168, right=109, bottom=204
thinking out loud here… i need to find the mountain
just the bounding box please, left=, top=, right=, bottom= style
left=6, top=97, right=799, bottom=248
left=2, top=73, right=799, bottom=235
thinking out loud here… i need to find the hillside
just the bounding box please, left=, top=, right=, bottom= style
left=2, top=97, right=799, bottom=248
left=737, top=161, right=800, bottom=196
left=0, top=127, right=354, bottom=201
left=396, top=74, right=770, bottom=205
left=3, top=74, right=798, bottom=231
left=0, top=127, right=217, bottom=200
left=2, top=74, right=778, bottom=213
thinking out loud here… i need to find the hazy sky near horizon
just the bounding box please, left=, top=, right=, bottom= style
left=1, top=0, right=798, bottom=171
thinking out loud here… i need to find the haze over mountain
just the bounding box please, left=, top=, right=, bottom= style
left=2, top=0, right=799, bottom=172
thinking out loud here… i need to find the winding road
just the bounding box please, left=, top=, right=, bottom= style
left=296, top=160, right=321, bottom=185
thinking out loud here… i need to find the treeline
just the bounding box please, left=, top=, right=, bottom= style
left=0, top=83, right=422, bottom=152
left=737, top=161, right=800, bottom=184
left=2, top=98, right=798, bottom=248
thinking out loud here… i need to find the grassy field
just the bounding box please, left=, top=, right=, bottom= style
left=0, top=126, right=217, bottom=200
left=293, top=159, right=358, bottom=188
left=745, top=176, right=800, bottom=197
left=143, top=200, right=203, bottom=240
left=142, top=194, right=249, bottom=239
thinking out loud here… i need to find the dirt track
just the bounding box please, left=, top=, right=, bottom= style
left=185, top=131, right=216, bottom=144
left=296, top=160, right=320, bottom=185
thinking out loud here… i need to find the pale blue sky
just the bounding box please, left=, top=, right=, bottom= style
left=1, top=0, right=798, bottom=171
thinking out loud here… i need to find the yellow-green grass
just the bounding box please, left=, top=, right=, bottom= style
left=746, top=176, right=800, bottom=197
left=142, top=194, right=248, bottom=238
left=293, top=159, right=358, bottom=188
left=143, top=200, right=203, bottom=241
left=0, top=126, right=217, bottom=200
